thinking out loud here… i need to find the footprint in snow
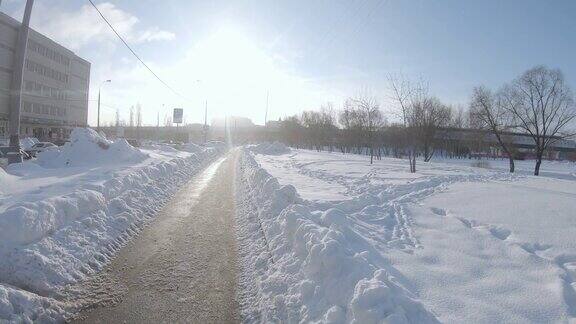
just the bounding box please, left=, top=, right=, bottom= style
left=518, top=242, right=552, bottom=254
left=430, top=207, right=447, bottom=216
left=488, top=226, right=512, bottom=240
left=456, top=217, right=473, bottom=228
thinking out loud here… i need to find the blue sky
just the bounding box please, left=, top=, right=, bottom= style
left=3, top=0, right=576, bottom=126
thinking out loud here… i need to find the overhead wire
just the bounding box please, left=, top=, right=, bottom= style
left=86, top=0, right=189, bottom=103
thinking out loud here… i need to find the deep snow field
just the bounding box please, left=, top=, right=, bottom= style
left=0, top=128, right=223, bottom=322
left=238, top=144, right=576, bottom=323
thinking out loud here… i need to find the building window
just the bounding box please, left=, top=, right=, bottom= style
left=25, top=59, right=69, bottom=84
left=23, top=79, right=68, bottom=101
left=27, top=39, right=71, bottom=67
left=23, top=101, right=32, bottom=113
left=33, top=103, right=41, bottom=114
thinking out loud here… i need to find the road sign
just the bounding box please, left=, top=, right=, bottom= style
left=173, top=108, right=183, bottom=124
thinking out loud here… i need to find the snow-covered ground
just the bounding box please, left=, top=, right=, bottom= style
left=238, top=145, right=576, bottom=323
left=0, top=128, right=224, bottom=322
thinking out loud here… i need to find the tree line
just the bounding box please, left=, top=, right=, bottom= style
left=273, top=66, right=576, bottom=175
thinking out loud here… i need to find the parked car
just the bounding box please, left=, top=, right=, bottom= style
left=0, top=149, right=7, bottom=168
left=0, top=146, right=31, bottom=162
left=25, top=142, right=58, bottom=157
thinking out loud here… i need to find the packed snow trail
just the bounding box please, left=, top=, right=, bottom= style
left=70, top=151, right=240, bottom=323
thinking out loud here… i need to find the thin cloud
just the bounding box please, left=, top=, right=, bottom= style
left=28, top=2, right=175, bottom=50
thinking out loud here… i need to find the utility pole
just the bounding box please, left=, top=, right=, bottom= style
left=97, top=80, right=111, bottom=132
left=115, top=108, right=121, bottom=138
left=224, top=115, right=227, bottom=143
left=264, top=90, right=269, bottom=127
left=8, top=0, right=34, bottom=164
left=136, top=104, right=141, bottom=141
left=203, top=100, right=208, bottom=143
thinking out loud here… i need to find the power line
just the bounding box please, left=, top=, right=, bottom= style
left=87, top=0, right=187, bottom=102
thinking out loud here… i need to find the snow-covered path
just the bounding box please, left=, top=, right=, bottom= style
left=70, top=152, right=240, bottom=323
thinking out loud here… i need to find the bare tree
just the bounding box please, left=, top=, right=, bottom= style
left=346, top=93, right=385, bottom=164
left=502, top=66, right=576, bottom=175
left=389, top=76, right=449, bottom=168
left=300, top=104, right=337, bottom=151
left=280, top=115, right=304, bottom=149
left=407, top=96, right=452, bottom=162
left=388, top=74, right=418, bottom=172
left=469, top=86, right=515, bottom=172
left=450, top=104, right=468, bottom=129
left=129, top=106, right=134, bottom=127
left=339, top=98, right=364, bottom=154
left=319, top=103, right=337, bottom=151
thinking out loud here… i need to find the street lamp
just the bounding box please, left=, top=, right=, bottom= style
left=194, top=80, right=209, bottom=143
left=97, top=79, right=111, bottom=131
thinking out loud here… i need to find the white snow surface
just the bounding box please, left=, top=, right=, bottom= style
left=179, top=142, right=204, bottom=153
left=35, top=128, right=148, bottom=168
left=237, top=150, right=438, bottom=323
left=248, top=141, right=291, bottom=155
left=0, top=128, right=224, bottom=322
left=240, top=147, right=576, bottom=323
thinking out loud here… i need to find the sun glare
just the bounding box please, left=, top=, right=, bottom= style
left=175, top=26, right=333, bottom=122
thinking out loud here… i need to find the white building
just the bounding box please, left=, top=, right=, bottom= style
left=0, top=11, right=90, bottom=141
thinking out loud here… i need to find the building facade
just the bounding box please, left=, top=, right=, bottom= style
left=0, top=12, right=90, bottom=141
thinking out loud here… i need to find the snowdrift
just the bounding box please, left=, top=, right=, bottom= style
left=249, top=141, right=290, bottom=155
left=0, top=169, right=14, bottom=195
left=179, top=142, right=203, bottom=153
left=236, top=150, right=437, bottom=323
left=0, top=284, right=65, bottom=323
left=0, top=144, right=224, bottom=322
left=141, top=143, right=180, bottom=154
left=36, top=128, right=147, bottom=168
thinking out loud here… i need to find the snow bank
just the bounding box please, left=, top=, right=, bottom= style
left=249, top=141, right=290, bottom=155
left=249, top=149, right=576, bottom=322
left=0, top=145, right=224, bottom=321
left=0, top=169, right=14, bottom=195
left=141, top=143, right=180, bottom=153
left=0, top=168, right=10, bottom=182
left=36, top=128, right=147, bottom=168
left=0, top=284, right=65, bottom=323
left=236, top=150, right=437, bottom=323
left=205, top=141, right=226, bottom=149
left=180, top=142, right=203, bottom=153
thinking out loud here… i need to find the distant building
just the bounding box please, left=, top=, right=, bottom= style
left=211, top=116, right=255, bottom=129
left=100, top=124, right=206, bottom=143
left=435, top=128, right=576, bottom=160
left=265, top=119, right=282, bottom=128
left=0, top=12, right=90, bottom=141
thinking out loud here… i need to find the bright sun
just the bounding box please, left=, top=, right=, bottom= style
left=154, top=25, right=333, bottom=124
